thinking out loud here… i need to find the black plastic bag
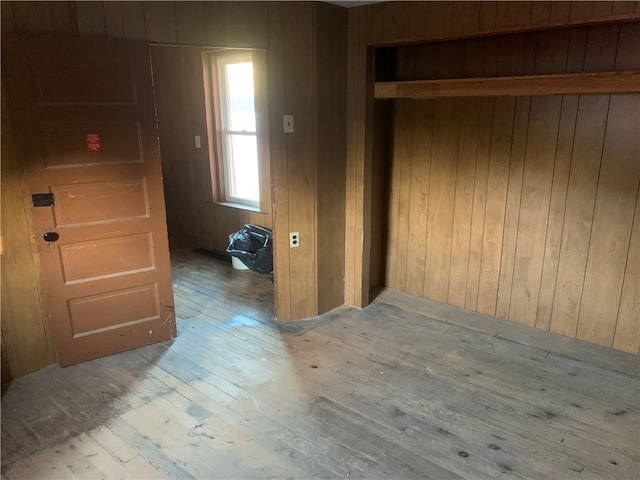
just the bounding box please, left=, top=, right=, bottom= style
left=226, top=224, right=273, bottom=274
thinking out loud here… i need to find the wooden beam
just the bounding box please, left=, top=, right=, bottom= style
left=375, top=72, right=640, bottom=99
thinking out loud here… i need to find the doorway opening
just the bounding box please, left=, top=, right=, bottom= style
left=149, top=44, right=275, bottom=329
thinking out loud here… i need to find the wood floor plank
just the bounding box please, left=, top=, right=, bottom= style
left=282, top=324, right=634, bottom=479
left=2, top=246, right=638, bottom=480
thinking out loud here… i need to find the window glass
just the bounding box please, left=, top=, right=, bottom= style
left=226, top=134, right=259, bottom=201
left=224, top=62, right=256, bottom=132
left=217, top=54, right=260, bottom=207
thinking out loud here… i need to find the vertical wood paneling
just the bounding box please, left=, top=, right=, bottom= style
left=530, top=2, right=551, bottom=24
left=352, top=5, right=373, bottom=308
left=447, top=98, right=480, bottom=309
left=1, top=334, right=11, bottom=383
left=423, top=98, right=460, bottom=303
left=369, top=2, right=386, bottom=44
left=565, top=27, right=588, bottom=73
left=393, top=101, right=415, bottom=291
left=1, top=82, right=57, bottom=377
left=384, top=104, right=402, bottom=289
left=405, top=101, right=433, bottom=298
left=11, top=1, right=54, bottom=32
left=176, top=1, right=206, bottom=45
left=615, top=22, right=640, bottom=71
left=495, top=97, right=530, bottom=319
left=407, top=1, right=426, bottom=38
left=508, top=96, right=561, bottom=327
left=1, top=1, right=15, bottom=33
left=283, top=2, right=316, bottom=319
left=347, top=2, right=640, bottom=353
left=549, top=95, right=608, bottom=337
left=368, top=101, right=392, bottom=292
left=76, top=1, right=106, bottom=37
left=584, top=24, right=619, bottom=72
left=204, top=1, right=222, bottom=46
left=479, top=1, right=498, bottom=31
left=452, top=2, right=481, bottom=34
left=495, top=1, right=532, bottom=28
left=476, top=97, right=514, bottom=316
left=464, top=98, right=493, bottom=311
left=220, top=1, right=252, bottom=47
left=424, top=1, right=454, bottom=37
left=143, top=1, right=177, bottom=44
left=612, top=1, right=637, bottom=15
left=534, top=95, right=578, bottom=331
left=315, top=2, right=347, bottom=313
left=150, top=46, right=198, bottom=243
left=577, top=94, right=640, bottom=347
left=613, top=191, right=640, bottom=354
left=50, top=1, right=77, bottom=35
left=344, top=7, right=360, bottom=307
left=383, top=1, right=410, bottom=43
left=252, top=1, right=269, bottom=48
left=549, top=2, right=572, bottom=23
left=103, top=2, right=124, bottom=38
left=121, top=1, right=146, bottom=40
left=268, top=2, right=291, bottom=321
left=378, top=22, right=638, bottom=352
left=570, top=1, right=613, bottom=21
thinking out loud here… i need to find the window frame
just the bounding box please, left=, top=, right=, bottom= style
left=203, top=49, right=270, bottom=212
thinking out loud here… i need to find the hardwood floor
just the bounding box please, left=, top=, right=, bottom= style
left=2, top=247, right=639, bottom=479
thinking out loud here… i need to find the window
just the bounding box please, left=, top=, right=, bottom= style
left=205, top=50, right=268, bottom=210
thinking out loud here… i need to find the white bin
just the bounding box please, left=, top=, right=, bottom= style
left=231, top=256, right=249, bottom=270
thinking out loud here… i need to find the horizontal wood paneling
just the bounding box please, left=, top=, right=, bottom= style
left=381, top=23, right=639, bottom=352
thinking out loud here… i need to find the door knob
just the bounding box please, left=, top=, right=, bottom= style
left=43, top=232, right=60, bottom=242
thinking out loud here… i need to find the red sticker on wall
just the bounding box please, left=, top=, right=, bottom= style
left=86, top=133, right=101, bottom=152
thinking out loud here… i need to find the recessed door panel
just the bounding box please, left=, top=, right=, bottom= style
left=52, top=179, right=149, bottom=226
left=59, top=233, right=154, bottom=284
left=44, top=123, right=143, bottom=168
left=35, top=60, right=136, bottom=104
left=68, top=284, right=160, bottom=337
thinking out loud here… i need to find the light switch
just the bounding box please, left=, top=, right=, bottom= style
left=283, top=115, right=294, bottom=133
left=194, top=135, right=201, bottom=149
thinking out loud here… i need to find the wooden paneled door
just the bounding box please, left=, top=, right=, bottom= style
left=2, top=35, right=176, bottom=366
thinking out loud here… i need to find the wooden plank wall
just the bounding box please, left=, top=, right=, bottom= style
left=345, top=1, right=640, bottom=352
left=315, top=3, right=348, bottom=313
left=380, top=23, right=640, bottom=353
left=347, top=2, right=640, bottom=309
left=150, top=45, right=272, bottom=253
left=1, top=1, right=347, bottom=377
left=1, top=80, right=57, bottom=379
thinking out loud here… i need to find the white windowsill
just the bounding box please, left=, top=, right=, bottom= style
left=208, top=200, right=264, bottom=214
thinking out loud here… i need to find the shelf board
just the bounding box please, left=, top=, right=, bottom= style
left=375, top=71, right=640, bottom=99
